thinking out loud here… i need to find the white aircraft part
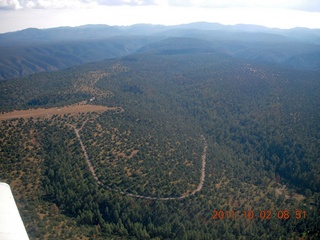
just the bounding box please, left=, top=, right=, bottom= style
left=0, top=182, right=29, bottom=240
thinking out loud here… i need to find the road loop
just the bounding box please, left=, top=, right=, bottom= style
left=69, top=122, right=207, bottom=201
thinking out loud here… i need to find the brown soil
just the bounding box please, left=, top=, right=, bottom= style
left=275, top=185, right=305, bottom=202
left=0, top=105, right=120, bottom=120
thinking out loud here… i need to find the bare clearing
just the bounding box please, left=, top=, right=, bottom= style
left=0, top=104, right=121, bottom=120
left=275, top=185, right=305, bottom=202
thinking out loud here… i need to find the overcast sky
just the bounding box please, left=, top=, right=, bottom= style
left=0, top=0, right=320, bottom=33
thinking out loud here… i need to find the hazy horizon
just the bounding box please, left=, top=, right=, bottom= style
left=3, top=21, right=320, bottom=35
left=1, top=0, right=320, bottom=33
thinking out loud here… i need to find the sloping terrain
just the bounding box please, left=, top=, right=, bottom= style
left=1, top=47, right=319, bottom=239
left=0, top=37, right=153, bottom=80
left=0, top=23, right=319, bottom=80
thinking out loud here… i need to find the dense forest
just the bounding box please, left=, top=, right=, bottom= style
left=1, top=23, right=320, bottom=80
left=0, top=43, right=320, bottom=239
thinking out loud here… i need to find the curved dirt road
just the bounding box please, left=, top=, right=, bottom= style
left=69, top=123, right=207, bottom=201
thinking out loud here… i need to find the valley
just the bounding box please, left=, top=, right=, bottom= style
left=1, top=23, right=320, bottom=80
left=0, top=26, right=319, bottom=239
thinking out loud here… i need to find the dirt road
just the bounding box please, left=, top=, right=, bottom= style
left=70, top=121, right=208, bottom=201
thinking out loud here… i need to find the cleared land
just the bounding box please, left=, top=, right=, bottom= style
left=0, top=105, right=120, bottom=120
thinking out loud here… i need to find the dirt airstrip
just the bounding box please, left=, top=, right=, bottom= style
left=1, top=103, right=207, bottom=200
left=0, top=104, right=121, bottom=120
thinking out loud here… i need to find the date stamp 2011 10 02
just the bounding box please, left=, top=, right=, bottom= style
left=212, top=209, right=306, bottom=220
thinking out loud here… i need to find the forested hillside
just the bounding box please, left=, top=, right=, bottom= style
left=0, top=46, right=319, bottom=239
left=1, top=23, right=320, bottom=80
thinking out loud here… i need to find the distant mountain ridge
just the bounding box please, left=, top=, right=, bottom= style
left=0, top=22, right=319, bottom=80
left=2, top=22, right=320, bottom=46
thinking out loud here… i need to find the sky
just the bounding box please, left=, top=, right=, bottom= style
left=0, top=0, right=320, bottom=33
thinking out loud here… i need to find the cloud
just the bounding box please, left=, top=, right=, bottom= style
left=0, top=0, right=96, bottom=9
left=0, top=0, right=22, bottom=9
left=167, top=0, right=320, bottom=12
left=295, top=0, right=320, bottom=12
left=97, top=0, right=158, bottom=6
left=0, top=0, right=319, bottom=12
left=0, top=0, right=159, bottom=9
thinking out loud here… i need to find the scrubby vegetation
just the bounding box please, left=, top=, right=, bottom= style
left=1, top=49, right=319, bottom=239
